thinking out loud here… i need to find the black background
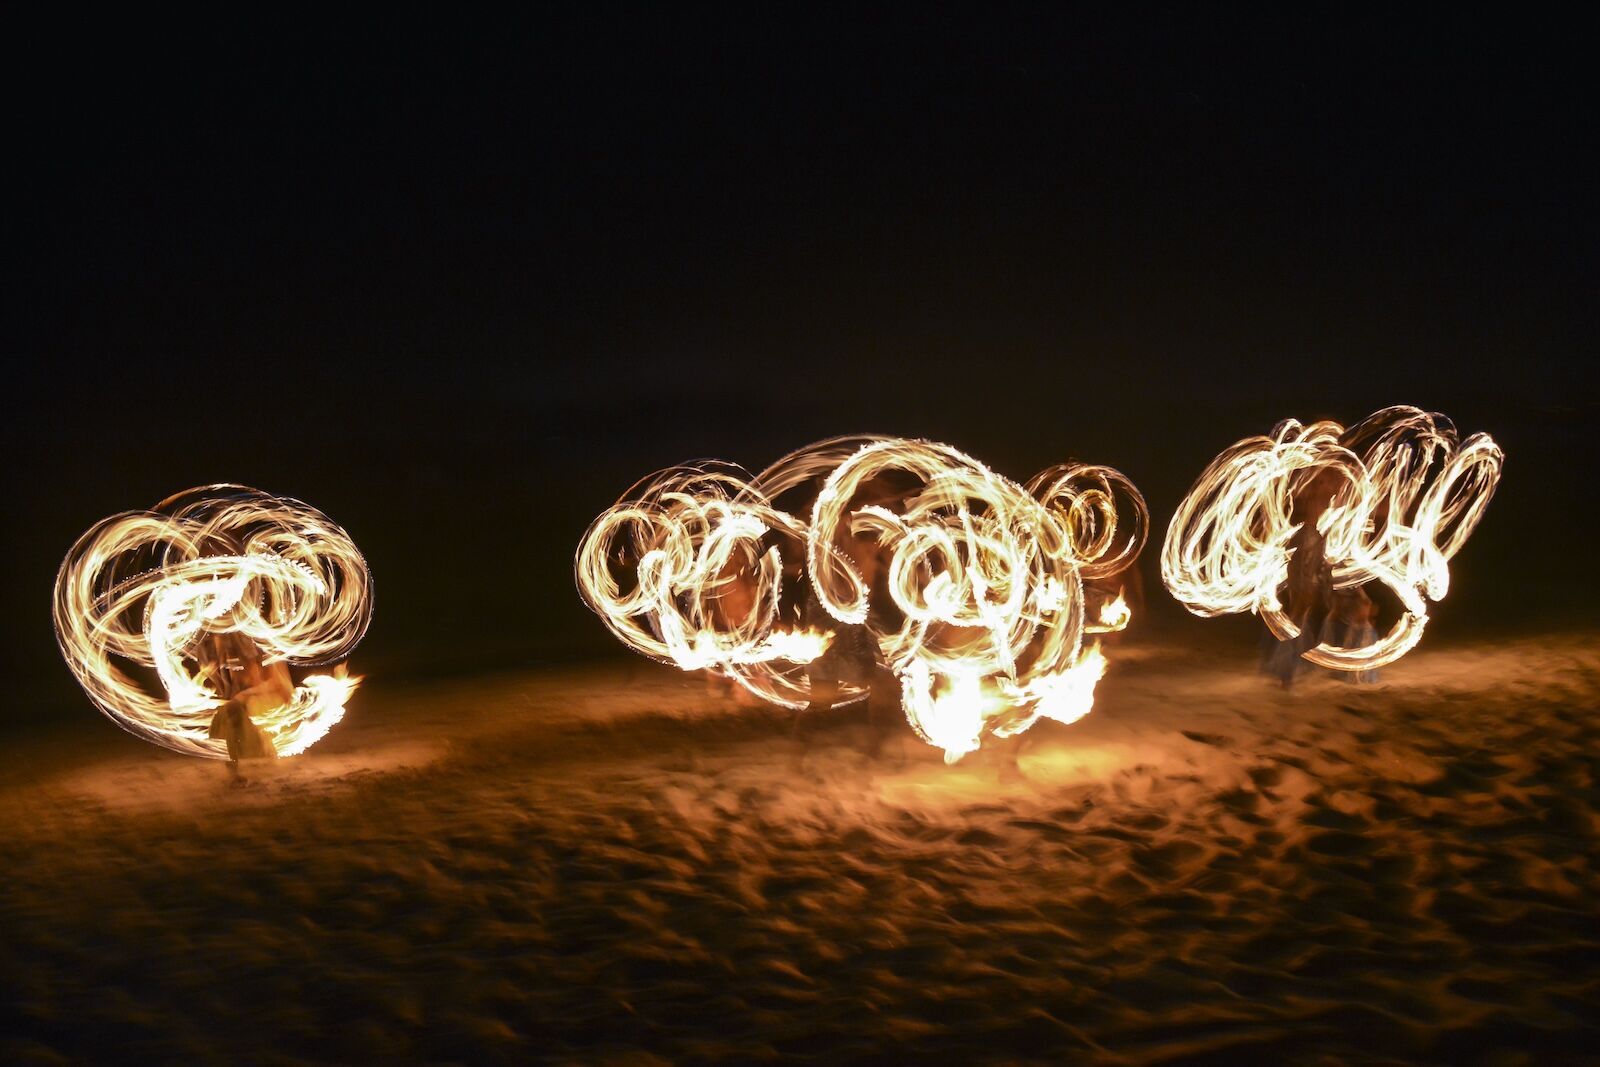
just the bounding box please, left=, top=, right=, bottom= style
left=6, top=9, right=1594, bottom=724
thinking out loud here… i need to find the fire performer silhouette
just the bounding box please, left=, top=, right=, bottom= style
left=1264, top=468, right=1337, bottom=688
left=797, top=518, right=899, bottom=758
left=202, top=631, right=290, bottom=781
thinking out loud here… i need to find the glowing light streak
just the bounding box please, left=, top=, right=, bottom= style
left=574, top=462, right=828, bottom=708
left=1161, top=406, right=1502, bottom=671
left=54, top=486, right=373, bottom=758
left=1088, top=590, right=1130, bottom=633
left=577, top=437, right=1147, bottom=759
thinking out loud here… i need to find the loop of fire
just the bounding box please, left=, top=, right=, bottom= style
left=576, top=436, right=1147, bottom=762
left=54, top=486, right=374, bottom=759
left=1161, top=405, right=1503, bottom=671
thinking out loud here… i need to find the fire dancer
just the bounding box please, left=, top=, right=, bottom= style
left=704, top=555, right=768, bottom=708
left=201, top=631, right=290, bottom=781
left=1322, top=584, right=1381, bottom=684
left=1263, top=470, right=1338, bottom=689
left=795, top=502, right=900, bottom=758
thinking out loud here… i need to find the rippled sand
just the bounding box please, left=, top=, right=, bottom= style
left=3, top=631, right=1596, bottom=1064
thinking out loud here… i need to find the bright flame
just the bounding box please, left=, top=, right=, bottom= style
left=53, top=485, right=374, bottom=759
left=577, top=436, right=1147, bottom=759
left=900, top=660, right=999, bottom=764
left=1161, top=406, right=1503, bottom=671
left=1088, top=590, right=1130, bottom=633
left=753, top=627, right=834, bottom=665
left=1020, top=641, right=1107, bottom=730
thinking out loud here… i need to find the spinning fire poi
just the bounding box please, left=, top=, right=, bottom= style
left=54, top=486, right=373, bottom=759
left=1161, top=405, right=1503, bottom=672
left=576, top=436, right=1147, bottom=761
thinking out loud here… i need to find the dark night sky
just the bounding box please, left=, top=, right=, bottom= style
left=5, top=9, right=1595, bottom=720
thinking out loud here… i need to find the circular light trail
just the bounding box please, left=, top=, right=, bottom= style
left=54, top=485, right=373, bottom=758
left=577, top=436, right=1146, bottom=760
left=1162, top=406, right=1503, bottom=671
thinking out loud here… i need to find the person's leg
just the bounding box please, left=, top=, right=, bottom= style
left=1277, top=613, right=1319, bottom=691
left=998, top=732, right=1028, bottom=783
left=1266, top=632, right=1298, bottom=689
left=864, top=667, right=900, bottom=762
left=1257, top=626, right=1278, bottom=675
left=794, top=678, right=838, bottom=742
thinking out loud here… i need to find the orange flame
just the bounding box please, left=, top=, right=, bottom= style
left=1087, top=590, right=1130, bottom=633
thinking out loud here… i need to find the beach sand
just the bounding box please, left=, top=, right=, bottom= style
left=3, top=630, right=1596, bottom=1064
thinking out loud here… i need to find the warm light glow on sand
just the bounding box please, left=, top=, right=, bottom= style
left=1161, top=405, right=1503, bottom=670
left=54, top=486, right=373, bottom=758
left=577, top=436, right=1147, bottom=760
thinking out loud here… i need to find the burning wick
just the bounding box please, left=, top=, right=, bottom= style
left=1088, top=590, right=1131, bottom=634
left=1161, top=405, right=1503, bottom=671
left=577, top=436, right=1148, bottom=760
left=54, top=485, right=373, bottom=759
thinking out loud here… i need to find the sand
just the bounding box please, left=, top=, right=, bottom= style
left=2, top=631, right=1596, bottom=1065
